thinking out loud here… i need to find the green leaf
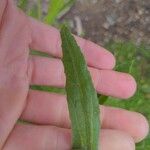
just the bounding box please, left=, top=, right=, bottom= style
left=27, top=4, right=39, bottom=19
left=98, top=95, right=108, bottom=105
left=27, top=0, right=42, bottom=20
left=17, top=0, right=28, bottom=10
left=30, top=85, right=65, bottom=94
left=30, top=50, right=51, bottom=58
left=44, top=0, right=74, bottom=25
left=61, top=25, right=100, bottom=150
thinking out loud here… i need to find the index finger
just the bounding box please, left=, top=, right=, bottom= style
left=29, top=18, right=116, bottom=70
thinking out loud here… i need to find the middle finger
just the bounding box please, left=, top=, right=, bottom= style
left=31, top=56, right=136, bottom=99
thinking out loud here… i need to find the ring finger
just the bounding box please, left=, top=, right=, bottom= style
left=30, top=56, right=136, bottom=99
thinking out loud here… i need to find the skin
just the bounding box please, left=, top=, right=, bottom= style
left=0, top=0, right=149, bottom=149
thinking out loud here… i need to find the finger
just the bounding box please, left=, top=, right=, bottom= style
left=21, top=90, right=149, bottom=142
left=0, top=0, right=30, bottom=148
left=100, top=129, right=135, bottom=150
left=31, top=56, right=136, bottom=99
left=3, top=124, right=135, bottom=150
left=29, top=18, right=115, bottom=70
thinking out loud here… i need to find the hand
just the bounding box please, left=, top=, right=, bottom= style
left=0, top=0, right=149, bottom=150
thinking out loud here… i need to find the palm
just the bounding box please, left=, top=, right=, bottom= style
left=0, top=1, right=148, bottom=150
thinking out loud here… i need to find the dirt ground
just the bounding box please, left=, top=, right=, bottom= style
left=16, top=0, right=150, bottom=46
left=61, top=0, right=150, bottom=46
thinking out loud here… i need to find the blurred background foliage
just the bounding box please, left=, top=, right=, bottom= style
left=17, top=0, right=150, bottom=149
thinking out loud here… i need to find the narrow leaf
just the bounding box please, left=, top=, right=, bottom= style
left=44, top=0, right=74, bottom=25
left=61, top=25, right=100, bottom=150
left=98, top=95, right=108, bottom=105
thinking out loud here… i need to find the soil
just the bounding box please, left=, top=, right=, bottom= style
left=16, top=0, right=150, bottom=46
left=61, top=0, right=150, bottom=46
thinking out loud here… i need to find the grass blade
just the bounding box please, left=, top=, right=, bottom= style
left=44, top=0, right=74, bottom=24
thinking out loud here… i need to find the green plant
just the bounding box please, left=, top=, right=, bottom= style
left=61, top=25, right=100, bottom=149
left=18, top=0, right=75, bottom=25
left=17, top=0, right=28, bottom=10
left=104, top=41, right=150, bottom=150
left=44, top=0, right=75, bottom=25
